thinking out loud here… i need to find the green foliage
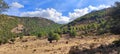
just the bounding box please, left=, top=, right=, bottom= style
left=0, top=15, right=19, bottom=44
left=19, top=17, right=62, bottom=36
left=0, top=10, right=61, bottom=44
left=108, top=2, right=120, bottom=34
left=37, top=32, right=46, bottom=38
left=52, top=33, right=60, bottom=41
left=69, top=30, right=77, bottom=38
left=60, top=8, right=109, bottom=35
left=0, top=0, right=9, bottom=13
left=54, top=28, right=62, bottom=34
left=0, top=37, right=9, bottom=45
left=97, top=28, right=106, bottom=35
left=48, top=31, right=60, bottom=43
left=62, top=28, right=69, bottom=34
left=62, top=6, right=113, bottom=35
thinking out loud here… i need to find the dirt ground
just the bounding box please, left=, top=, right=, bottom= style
left=0, top=35, right=119, bottom=54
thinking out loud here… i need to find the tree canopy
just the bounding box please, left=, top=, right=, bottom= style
left=0, top=0, right=9, bottom=13
left=108, top=2, right=120, bottom=34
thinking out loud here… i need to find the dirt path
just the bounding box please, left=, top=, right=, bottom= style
left=0, top=35, right=119, bottom=54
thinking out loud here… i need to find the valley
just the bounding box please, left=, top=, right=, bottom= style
left=0, top=0, right=120, bottom=54
left=0, top=35, right=119, bottom=54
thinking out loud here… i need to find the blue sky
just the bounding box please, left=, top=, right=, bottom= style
left=4, top=0, right=120, bottom=24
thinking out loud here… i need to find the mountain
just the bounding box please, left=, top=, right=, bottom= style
left=68, top=9, right=107, bottom=26
left=17, top=17, right=61, bottom=36
left=0, top=14, right=61, bottom=43
left=62, top=9, right=110, bottom=35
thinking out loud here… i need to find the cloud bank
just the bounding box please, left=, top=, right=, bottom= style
left=21, top=5, right=110, bottom=24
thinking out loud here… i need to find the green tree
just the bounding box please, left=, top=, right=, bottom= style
left=52, top=33, right=60, bottom=42
left=69, top=30, right=77, bottom=38
left=48, top=31, right=60, bottom=43
left=37, top=32, right=43, bottom=38
left=108, top=2, right=120, bottom=34
left=37, top=32, right=47, bottom=38
left=0, top=0, right=9, bottom=13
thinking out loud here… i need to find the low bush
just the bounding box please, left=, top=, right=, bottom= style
left=48, top=31, right=60, bottom=43
left=69, top=30, right=77, bottom=38
left=112, top=39, right=120, bottom=47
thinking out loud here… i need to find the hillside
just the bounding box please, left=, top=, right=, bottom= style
left=18, top=17, right=61, bottom=36
left=68, top=9, right=107, bottom=26
left=0, top=15, right=19, bottom=44
left=0, top=1, right=120, bottom=54
left=61, top=9, right=110, bottom=35
left=0, top=14, right=61, bottom=44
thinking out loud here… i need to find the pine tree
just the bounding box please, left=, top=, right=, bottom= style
left=108, top=2, right=120, bottom=34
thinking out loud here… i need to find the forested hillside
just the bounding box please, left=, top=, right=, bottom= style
left=0, top=14, right=61, bottom=44
left=18, top=17, right=61, bottom=36
left=61, top=2, right=120, bottom=37
left=61, top=9, right=109, bottom=36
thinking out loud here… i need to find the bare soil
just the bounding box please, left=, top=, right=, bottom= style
left=0, top=35, right=119, bottom=54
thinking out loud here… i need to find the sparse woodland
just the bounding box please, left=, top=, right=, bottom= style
left=0, top=0, right=120, bottom=54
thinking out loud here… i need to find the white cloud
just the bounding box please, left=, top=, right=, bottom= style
left=21, top=8, right=89, bottom=24
left=11, top=2, right=24, bottom=8
left=20, top=4, right=110, bottom=24
left=21, top=8, right=70, bottom=24
left=3, top=2, right=24, bottom=16
left=88, top=5, right=110, bottom=10
left=69, top=8, right=89, bottom=21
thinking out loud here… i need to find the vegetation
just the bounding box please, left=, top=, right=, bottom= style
left=48, top=31, right=60, bottom=43
left=0, top=0, right=9, bottom=13
left=0, top=15, right=62, bottom=44
left=112, top=39, right=120, bottom=47
left=62, top=9, right=109, bottom=35
left=61, top=2, right=120, bottom=36
left=10, top=38, right=15, bottom=43
left=0, top=0, right=120, bottom=45
left=0, top=15, right=19, bottom=44
left=19, top=17, right=62, bottom=36
left=69, top=30, right=77, bottom=38
left=0, top=1, right=120, bottom=54
left=108, top=2, right=120, bottom=34
left=61, top=4, right=114, bottom=35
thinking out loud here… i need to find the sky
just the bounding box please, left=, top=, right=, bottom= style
left=3, top=0, right=120, bottom=24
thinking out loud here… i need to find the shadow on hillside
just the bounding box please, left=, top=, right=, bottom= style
left=69, top=44, right=120, bottom=54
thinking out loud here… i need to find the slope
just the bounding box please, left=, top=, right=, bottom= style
left=0, top=14, right=61, bottom=44
left=62, top=9, right=110, bottom=35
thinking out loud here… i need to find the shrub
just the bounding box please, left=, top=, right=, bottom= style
left=37, top=32, right=43, bottom=38
left=113, top=39, right=120, bottom=47
left=48, top=32, right=60, bottom=43
left=19, top=36, right=23, bottom=39
left=69, top=30, right=77, bottom=38
left=0, top=38, right=3, bottom=45
left=54, top=28, right=62, bottom=34
left=62, top=28, right=69, bottom=34
left=52, top=33, right=60, bottom=41
left=10, top=38, right=15, bottom=43
left=48, top=31, right=55, bottom=43
left=2, top=38, right=8, bottom=44
left=97, top=28, right=106, bottom=35
left=108, top=2, right=120, bottom=34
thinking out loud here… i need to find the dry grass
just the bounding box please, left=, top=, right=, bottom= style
left=0, top=35, right=119, bottom=54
